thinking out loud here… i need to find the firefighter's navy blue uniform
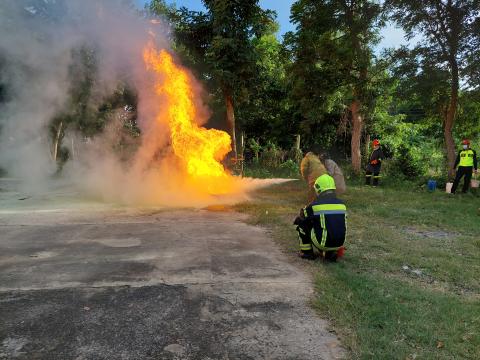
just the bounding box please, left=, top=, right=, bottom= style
left=294, top=190, right=347, bottom=261
left=365, top=147, right=384, bottom=186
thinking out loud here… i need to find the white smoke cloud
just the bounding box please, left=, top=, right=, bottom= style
left=0, top=0, right=169, bottom=193
left=0, top=0, right=283, bottom=207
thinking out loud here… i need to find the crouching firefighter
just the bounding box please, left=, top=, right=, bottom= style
left=294, top=174, right=347, bottom=261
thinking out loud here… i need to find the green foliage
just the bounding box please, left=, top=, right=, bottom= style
left=278, top=159, right=299, bottom=174
left=285, top=0, right=385, bottom=156
left=155, top=1, right=275, bottom=103
left=47, top=45, right=140, bottom=170
left=244, top=160, right=299, bottom=179
left=145, top=0, right=176, bottom=17
left=260, top=141, right=284, bottom=168
left=244, top=140, right=301, bottom=178
left=456, top=90, right=480, bottom=141
left=247, top=138, right=262, bottom=161
left=287, top=147, right=303, bottom=165
left=237, top=27, right=293, bottom=146
left=392, top=144, right=423, bottom=179
left=386, top=0, right=480, bottom=169
left=13, top=0, right=479, bottom=179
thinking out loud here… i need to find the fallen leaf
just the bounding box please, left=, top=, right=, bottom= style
left=437, top=341, right=444, bottom=349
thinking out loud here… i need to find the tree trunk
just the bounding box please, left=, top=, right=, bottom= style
left=295, top=134, right=301, bottom=151
left=53, top=121, right=63, bottom=162
left=444, top=59, right=459, bottom=178
left=240, top=131, right=245, bottom=177
left=350, top=100, right=363, bottom=174
left=345, top=2, right=367, bottom=176
left=365, top=134, right=371, bottom=160
left=224, top=91, right=237, bottom=158
left=71, top=137, right=76, bottom=160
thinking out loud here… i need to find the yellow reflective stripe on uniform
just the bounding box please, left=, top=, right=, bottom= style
left=312, top=204, right=347, bottom=212
left=311, top=229, right=322, bottom=249
left=298, top=234, right=312, bottom=251
left=321, top=246, right=341, bottom=251
left=321, top=214, right=328, bottom=247
left=303, top=208, right=308, bottom=217
left=345, top=214, right=348, bottom=242
left=313, top=204, right=346, bottom=216
left=320, top=212, right=326, bottom=229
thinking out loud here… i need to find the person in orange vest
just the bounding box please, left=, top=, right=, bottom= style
left=365, top=139, right=384, bottom=186
left=451, top=139, right=478, bottom=194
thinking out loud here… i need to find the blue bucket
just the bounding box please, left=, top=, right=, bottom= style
left=427, top=180, right=437, bottom=192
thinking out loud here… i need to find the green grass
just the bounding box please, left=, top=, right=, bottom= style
left=234, top=180, right=480, bottom=359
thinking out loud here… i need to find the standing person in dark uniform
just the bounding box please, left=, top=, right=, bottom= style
left=365, top=139, right=384, bottom=186
left=451, top=139, right=478, bottom=194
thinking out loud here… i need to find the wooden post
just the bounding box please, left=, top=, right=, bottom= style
left=240, top=132, right=245, bottom=177
left=365, top=134, right=370, bottom=161
left=53, top=121, right=63, bottom=162
left=71, top=138, right=75, bottom=160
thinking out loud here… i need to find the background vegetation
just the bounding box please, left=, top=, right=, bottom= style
left=1, top=0, right=478, bottom=181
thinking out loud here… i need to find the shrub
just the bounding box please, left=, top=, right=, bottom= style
left=392, top=145, right=423, bottom=179
left=278, top=159, right=300, bottom=178
left=287, top=147, right=303, bottom=164
left=260, top=142, right=284, bottom=168
left=248, top=138, right=262, bottom=162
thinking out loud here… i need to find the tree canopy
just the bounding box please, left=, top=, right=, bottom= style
left=1, top=0, right=479, bottom=180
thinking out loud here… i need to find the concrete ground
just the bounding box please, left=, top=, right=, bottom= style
left=0, top=179, right=344, bottom=360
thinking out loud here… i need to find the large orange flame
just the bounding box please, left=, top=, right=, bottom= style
left=143, top=43, right=235, bottom=194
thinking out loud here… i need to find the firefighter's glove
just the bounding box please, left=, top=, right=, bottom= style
left=370, top=159, right=378, bottom=165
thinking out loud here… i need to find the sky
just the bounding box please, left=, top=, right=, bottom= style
left=136, top=0, right=410, bottom=52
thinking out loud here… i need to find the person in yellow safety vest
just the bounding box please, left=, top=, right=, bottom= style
left=293, top=174, right=347, bottom=262
left=451, top=139, right=478, bottom=194
left=300, top=152, right=328, bottom=202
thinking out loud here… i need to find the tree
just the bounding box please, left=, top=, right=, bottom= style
left=236, top=21, right=293, bottom=148
left=203, top=0, right=275, bottom=157
left=148, top=0, right=274, bottom=158
left=288, top=0, right=384, bottom=173
left=386, top=0, right=480, bottom=175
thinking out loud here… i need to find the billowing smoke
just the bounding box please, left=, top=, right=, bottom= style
left=0, top=0, right=164, bottom=190
left=0, top=0, right=282, bottom=206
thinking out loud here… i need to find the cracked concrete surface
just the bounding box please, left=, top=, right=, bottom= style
left=0, top=180, right=344, bottom=359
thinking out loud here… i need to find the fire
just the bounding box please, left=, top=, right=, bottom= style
left=142, top=43, right=235, bottom=194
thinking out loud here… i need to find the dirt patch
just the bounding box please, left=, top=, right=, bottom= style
left=403, top=227, right=457, bottom=239
left=95, top=237, right=142, bottom=248
left=203, top=204, right=233, bottom=212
